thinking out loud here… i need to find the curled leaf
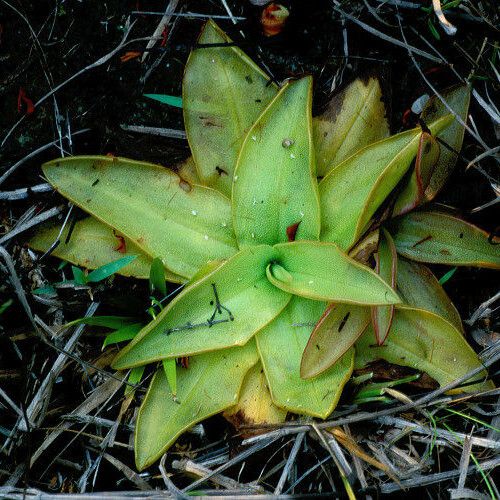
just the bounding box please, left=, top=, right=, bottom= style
left=267, top=241, right=401, bottom=305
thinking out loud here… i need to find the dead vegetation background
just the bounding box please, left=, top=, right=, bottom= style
left=0, top=0, right=499, bottom=498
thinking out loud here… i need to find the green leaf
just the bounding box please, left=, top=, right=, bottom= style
left=232, top=77, right=321, bottom=247
left=66, top=315, right=139, bottom=330
left=102, top=323, right=143, bottom=349
left=224, top=362, right=287, bottom=426
left=125, top=366, right=146, bottom=397
left=42, top=156, right=238, bottom=279
left=149, top=257, right=167, bottom=296
left=267, top=241, right=401, bottom=305
left=319, top=115, right=453, bottom=250
left=421, top=85, right=471, bottom=200
left=389, top=210, right=500, bottom=268
left=300, top=303, right=370, bottom=379
left=135, top=342, right=258, bottom=470
left=112, top=245, right=291, bottom=369
left=183, top=20, right=277, bottom=196
left=392, top=132, right=441, bottom=216
left=87, top=255, right=137, bottom=282
left=257, top=296, right=354, bottom=418
left=438, top=267, right=457, bottom=285
left=371, top=228, right=397, bottom=345
left=355, top=307, right=493, bottom=393
left=313, top=77, right=390, bottom=177
left=0, top=299, right=13, bottom=315
left=162, top=358, right=177, bottom=397
left=29, top=217, right=168, bottom=281
left=72, top=265, right=87, bottom=285
left=396, top=257, right=463, bottom=333
left=144, top=94, right=183, bottom=108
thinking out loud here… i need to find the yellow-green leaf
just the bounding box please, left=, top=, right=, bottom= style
left=355, top=307, right=493, bottom=393
left=319, top=115, right=453, bottom=250
left=29, top=217, right=166, bottom=280
left=42, top=156, right=238, bottom=279
left=224, top=362, right=287, bottom=426
left=396, top=257, right=463, bottom=333
left=183, top=20, right=277, bottom=196
left=257, top=296, right=354, bottom=418
left=390, top=210, right=500, bottom=268
left=233, top=77, right=320, bottom=247
left=135, top=342, right=258, bottom=470
left=371, top=228, right=397, bottom=345
left=267, top=241, right=401, bottom=305
left=112, top=245, right=291, bottom=369
left=313, top=77, right=389, bottom=177
left=301, top=303, right=370, bottom=379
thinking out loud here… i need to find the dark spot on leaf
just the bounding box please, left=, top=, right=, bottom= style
left=215, top=166, right=228, bottom=176
left=439, top=249, right=451, bottom=255
left=323, top=132, right=328, bottom=137
left=286, top=221, right=301, bottom=241
left=338, top=312, right=350, bottom=332
left=199, top=116, right=222, bottom=128
left=210, top=300, right=214, bottom=305
left=316, top=344, right=320, bottom=350
left=91, top=179, right=99, bottom=187
left=255, top=99, right=261, bottom=103
left=86, top=199, right=91, bottom=204
left=179, top=179, right=192, bottom=193
left=412, top=235, right=432, bottom=247
left=459, top=233, right=464, bottom=238
left=245, top=75, right=253, bottom=84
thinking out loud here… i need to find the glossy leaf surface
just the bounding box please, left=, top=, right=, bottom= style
left=113, top=245, right=291, bottom=369
left=390, top=211, right=500, bottom=268
left=183, top=20, right=277, bottom=195
left=43, top=156, right=238, bottom=279
left=355, top=307, right=492, bottom=392
left=224, top=362, right=287, bottom=427
left=257, top=296, right=354, bottom=418
left=319, top=116, right=452, bottom=250
left=135, top=342, right=258, bottom=470
left=267, top=241, right=400, bottom=305
left=233, top=77, right=320, bottom=247
left=314, top=77, right=389, bottom=177
left=371, top=229, right=397, bottom=344
left=29, top=217, right=162, bottom=280
left=396, top=257, right=463, bottom=333
left=301, top=303, right=370, bottom=379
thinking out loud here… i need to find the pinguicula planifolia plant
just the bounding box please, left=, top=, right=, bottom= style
left=31, top=20, right=498, bottom=470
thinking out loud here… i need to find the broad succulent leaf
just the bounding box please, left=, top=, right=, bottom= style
left=371, top=228, right=397, bottom=345
left=397, top=257, right=463, bottom=333
left=355, top=306, right=493, bottom=392
left=389, top=210, right=500, bottom=268
left=183, top=20, right=278, bottom=196
left=300, top=303, right=370, bottom=379
left=421, top=84, right=471, bottom=199
left=267, top=241, right=401, bottom=305
left=256, top=296, right=354, bottom=418
left=232, top=77, right=321, bottom=247
left=112, top=245, right=291, bottom=369
left=42, top=156, right=238, bottom=279
left=224, top=362, right=287, bottom=427
left=313, top=77, right=389, bottom=177
left=29, top=217, right=161, bottom=280
left=392, top=133, right=441, bottom=216
left=319, top=115, right=453, bottom=250
left=135, top=341, right=258, bottom=470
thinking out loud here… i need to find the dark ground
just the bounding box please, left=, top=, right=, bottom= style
left=0, top=0, right=499, bottom=497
